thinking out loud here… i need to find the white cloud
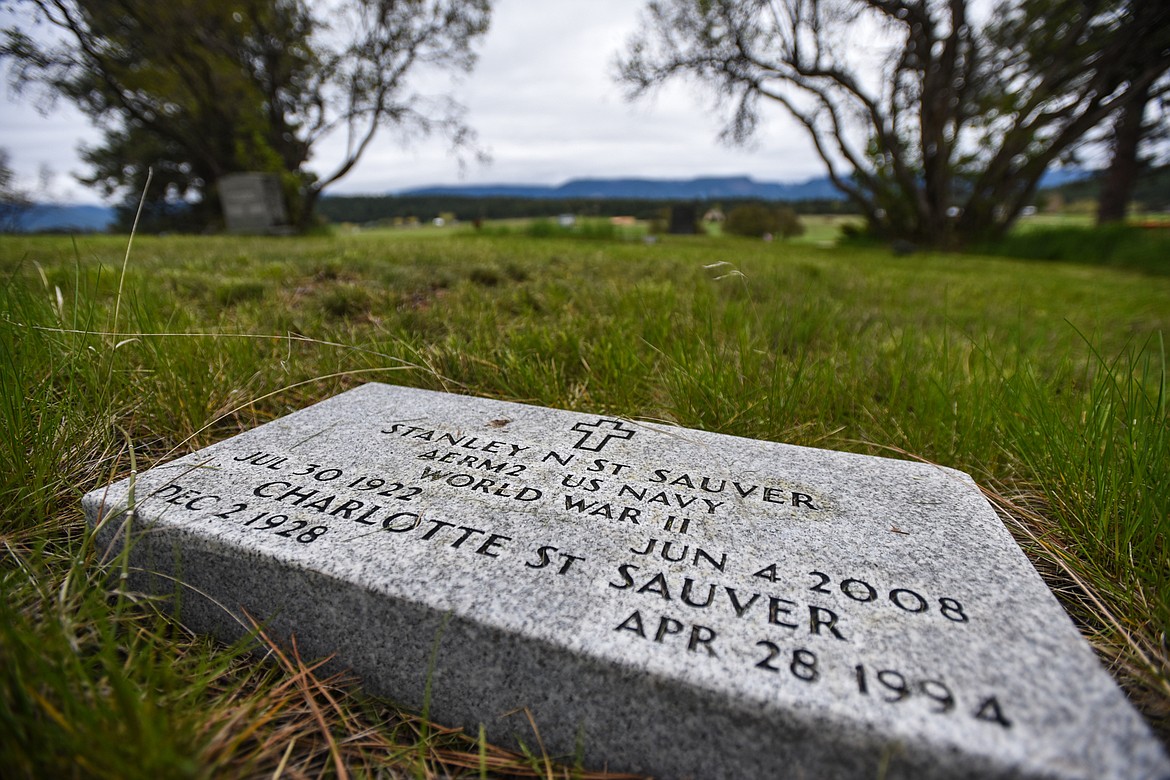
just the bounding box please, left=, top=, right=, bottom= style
left=1, top=97, right=106, bottom=204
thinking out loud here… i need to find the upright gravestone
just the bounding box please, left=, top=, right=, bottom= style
left=83, top=384, right=1169, bottom=779
left=218, top=172, right=288, bottom=234
left=667, top=204, right=698, bottom=234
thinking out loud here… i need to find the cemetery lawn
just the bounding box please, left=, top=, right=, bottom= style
left=1, top=228, right=1167, bottom=776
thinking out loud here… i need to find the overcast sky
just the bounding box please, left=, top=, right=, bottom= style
left=1, top=0, right=821, bottom=205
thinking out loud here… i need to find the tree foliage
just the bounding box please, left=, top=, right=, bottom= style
left=618, top=0, right=1170, bottom=246
left=983, top=0, right=1170, bottom=225
left=1, top=0, right=490, bottom=231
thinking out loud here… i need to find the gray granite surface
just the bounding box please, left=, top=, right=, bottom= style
left=217, top=172, right=287, bottom=233
left=83, top=383, right=1170, bottom=779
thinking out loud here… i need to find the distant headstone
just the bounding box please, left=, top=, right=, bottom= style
left=667, top=204, right=697, bottom=234
left=83, top=384, right=1169, bottom=779
left=218, top=173, right=288, bottom=234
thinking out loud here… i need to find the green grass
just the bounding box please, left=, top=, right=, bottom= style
left=976, top=221, right=1170, bottom=275
left=1, top=227, right=1167, bottom=774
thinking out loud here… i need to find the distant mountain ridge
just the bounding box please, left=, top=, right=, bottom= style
left=11, top=170, right=1093, bottom=232
left=399, top=169, right=1089, bottom=201
left=12, top=204, right=115, bottom=232
left=399, top=175, right=844, bottom=201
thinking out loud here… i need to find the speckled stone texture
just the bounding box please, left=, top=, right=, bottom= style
left=83, top=383, right=1169, bottom=779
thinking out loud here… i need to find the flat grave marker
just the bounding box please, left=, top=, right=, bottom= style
left=83, top=383, right=1170, bottom=779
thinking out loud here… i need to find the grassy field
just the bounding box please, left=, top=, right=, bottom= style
left=1, top=226, right=1167, bottom=776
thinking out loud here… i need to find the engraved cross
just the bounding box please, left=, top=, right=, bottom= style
left=571, top=418, right=636, bottom=452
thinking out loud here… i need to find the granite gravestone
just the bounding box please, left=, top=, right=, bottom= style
left=667, top=204, right=698, bottom=234
left=83, top=384, right=1169, bottom=780
left=218, top=172, right=288, bottom=234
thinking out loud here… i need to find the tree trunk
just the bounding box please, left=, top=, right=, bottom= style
left=1097, top=79, right=1152, bottom=225
left=294, top=184, right=322, bottom=233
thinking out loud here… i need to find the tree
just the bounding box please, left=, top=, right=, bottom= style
left=983, top=0, right=1170, bottom=226
left=618, top=0, right=1170, bottom=246
left=0, top=147, right=34, bottom=233
left=1092, top=1, right=1170, bottom=224
left=1095, top=79, right=1164, bottom=224
left=2, top=0, right=490, bottom=231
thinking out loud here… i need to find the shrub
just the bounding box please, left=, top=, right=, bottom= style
left=724, top=204, right=806, bottom=238
left=774, top=206, right=806, bottom=239
left=724, top=204, right=771, bottom=237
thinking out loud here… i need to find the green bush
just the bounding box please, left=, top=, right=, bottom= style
left=775, top=207, right=805, bottom=239
left=724, top=204, right=806, bottom=239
